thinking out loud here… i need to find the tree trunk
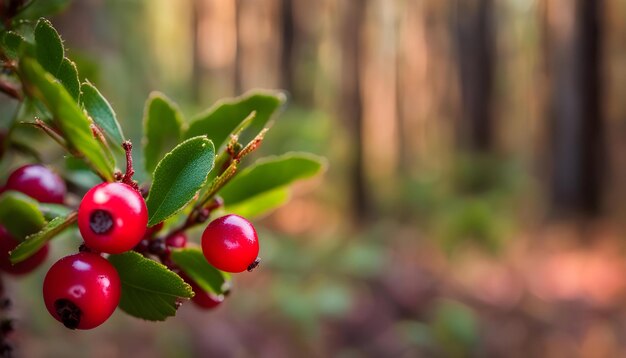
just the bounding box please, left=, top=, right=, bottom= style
left=340, top=1, right=370, bottom=224
left=279, top=0, right=294, bottom=94
left=549, top=0, right=604, bottom=216
left=454, top=0, right=495, bottom=153
left=234, top=0, right=243, bottom=94
left=191, top=0, right=202, bottom=103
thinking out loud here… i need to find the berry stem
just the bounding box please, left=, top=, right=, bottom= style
left=165, top=196, right=224, bottom=240
left=120, top=141, right=140, bottom=191
left=235, top=128, right=268, bottom=161
left=162, top=120, right=268, bottom=242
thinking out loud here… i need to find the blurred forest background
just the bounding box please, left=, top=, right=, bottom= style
left=5, top=0, right=626, bottom=356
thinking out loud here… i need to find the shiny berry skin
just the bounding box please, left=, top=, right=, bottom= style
left=78, top=182, right=148, bottom=254
left=165, top=232, right=187, bottom=249
left=5, top=164, right=66, bottom=204
left=192, top=286, right=224, bottom=309
left=43, top=252, right=120, bottom=330
left=0, top=225, right=48, bottom=275
left=201, top=214, right=259, bottom=273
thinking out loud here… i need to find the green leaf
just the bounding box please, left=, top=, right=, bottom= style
left=15, top=0, right=71, bottom=20
left=146, top=136, right=215, bottom=226
left=170, top=247, right=230, bottom=295
left=81, top=81, right=125, bottom=146
left=10, top=212, right=76, bottom=264
left=184, top=91, right=286, bottom=149
left=2, top=31, right=25, bottom=59
left=34, top=18, right=64, bottom=75
left=108, top=251, right=193, bottom=321
left=38, top=203, right=72, bottom=220
left=143, top=92, right=184, bottom=174
left=20, top=58, right=115, bottom=181
left=0, top=191, right=46, bottom=240
left=219, top=153, right=326, bottom=206
left=57, top=58, right=79, bottom=101
left=225, top=187, right=290, bottom=218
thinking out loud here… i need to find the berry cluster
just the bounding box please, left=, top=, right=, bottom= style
left=0, top=164, right=61, bottom=276
left=1, top=159, right=260, bottom=330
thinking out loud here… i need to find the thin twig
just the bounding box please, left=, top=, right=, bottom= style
left=0, top=80, right=21, bottom=100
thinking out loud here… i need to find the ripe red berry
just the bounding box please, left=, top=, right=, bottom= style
left=43, top=252, right=120, bottom=330
left=191, top=286, right=223, bottom=309
left=165, top=232, right=187, bottom=249
left=78, top=182, right=148, bottom=254
left=201, top=214, right=259, bottom=273
left=5, top=164, right=66, bottom=204
left=180, top=274, right=223, bottom=309
left=0, top=225, right=48, bottom=275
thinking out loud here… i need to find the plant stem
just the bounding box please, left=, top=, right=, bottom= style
left=120, top=140, right=140, bottom=191
left=0, top=80, right=21, bottom=101
left=164, top=127, right=268, bottom=238
left=29, top=119, right=70, bottom=151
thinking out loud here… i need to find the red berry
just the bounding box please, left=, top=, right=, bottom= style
left=43, top=252, right=120, bottom=330
left=201, top=214, right=259, bottom=273
left=5, top=164, right=66, bottom=204
left=78, top=182, right=148, bottom=254
left=180, top=274, right=223, bottom=309
left=165, top=232, right=187, bottom=249
left=0, top=225, right=48, bottom=275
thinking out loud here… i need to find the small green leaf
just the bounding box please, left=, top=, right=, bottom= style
left=57, top=58, right=79, bottom=101
left=184, top=91, right=286, bottom=149
left=10, top=212, right=76, bottom=264
left=15, top=0, right=71, bottom=20
left=108, top=251, right=193, bottom=321
left=2, top=31, right=25, bottom=59
left=0, top=191, right=46, bottom=240
left=219, top=153, right=326, bottom=206
left=225, top=187, right=290, bottom=218
left=20, top=58, right=115, bottom=181
left=34, top=18, right=64, bottom=75
left=146, top=136, right=215, bottom=226
left=143, top=92, right=184, bottom=174
left=170, top=248, right=231, bottom=295
left=81, top=81, right=125, bottom=146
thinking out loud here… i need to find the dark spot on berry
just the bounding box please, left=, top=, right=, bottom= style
left=89, top=210, right=113, bottom=235
left=247, top=257, right=261, bottom=272
left=55, top=299, right=81, bottom=330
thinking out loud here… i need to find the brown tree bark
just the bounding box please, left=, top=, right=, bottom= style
left=234, top=0, right=243, bottom=94
left=548, top=0, right=604, bottom=216
left=340, top=1, right=370, bottom=224
left=279, top=0, right=294, bottom=95
left=454, top=0, right=495, bottom=153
